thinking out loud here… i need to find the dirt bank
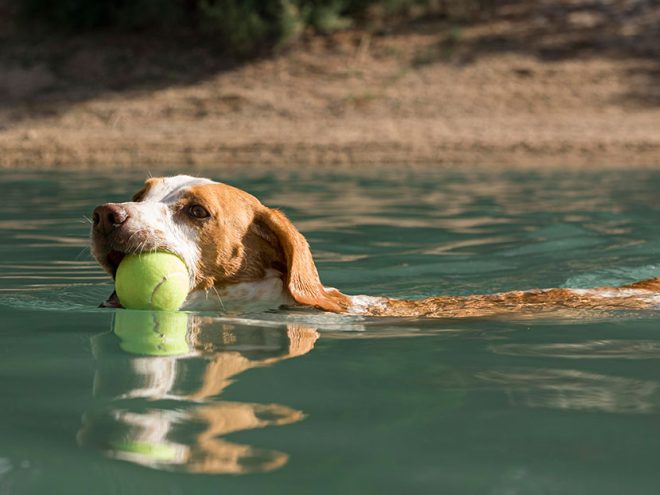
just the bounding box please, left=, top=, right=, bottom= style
left=1, top=1, right=658, bottom=169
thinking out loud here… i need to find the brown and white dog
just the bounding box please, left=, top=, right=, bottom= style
left=91, top=175, right=660, bottom=318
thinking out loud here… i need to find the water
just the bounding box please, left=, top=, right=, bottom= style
left=1, top=168, right=659, bottom=494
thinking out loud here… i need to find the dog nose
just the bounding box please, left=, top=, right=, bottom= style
left=93, top=203, right=129, bottom=235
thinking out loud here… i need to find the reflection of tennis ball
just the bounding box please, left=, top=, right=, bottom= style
left=113, top=310, right=190, bottom=356
left=110, top=439, right=180, bottom=462
left=115, top=252, right=189, bottom=311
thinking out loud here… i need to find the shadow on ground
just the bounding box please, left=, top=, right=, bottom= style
left=404, top=0, right=659, bottom=106
left=0, top=0, right=658, bottom=130
left=0, top=31, right=247, bottom=129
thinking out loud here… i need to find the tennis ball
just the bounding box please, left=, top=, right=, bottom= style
left=115, top=252, right=190, bottom=311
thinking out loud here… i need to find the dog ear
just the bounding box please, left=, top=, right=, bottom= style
left=131, top=177, right=161, bottom=202
left=256, top=208, right=350, bottom=313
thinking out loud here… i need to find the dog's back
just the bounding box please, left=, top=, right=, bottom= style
left=360, top=278, right=660, bottom=318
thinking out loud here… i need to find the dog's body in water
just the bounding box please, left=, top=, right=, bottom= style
left=91, top=175, right=660, bottom=318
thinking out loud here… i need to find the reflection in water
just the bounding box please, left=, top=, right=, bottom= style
left=78, top=311, right=318, bottom=474
left=490, top=339, right=660, bottom=359
left=478, top=368, right=660, bottom=414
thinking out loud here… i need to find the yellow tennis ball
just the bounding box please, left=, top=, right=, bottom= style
left=115, top=252, right=190, bottom=311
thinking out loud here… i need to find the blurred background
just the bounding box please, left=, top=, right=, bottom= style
left=0, top=0, right=658, bottom=169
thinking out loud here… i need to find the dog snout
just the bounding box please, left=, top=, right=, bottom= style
left=93, top=203, right=129, bottom=235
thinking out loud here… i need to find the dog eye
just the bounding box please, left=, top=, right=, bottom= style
left=187, top=204, right=210, bottom=219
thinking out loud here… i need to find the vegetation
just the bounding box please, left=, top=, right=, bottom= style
left=12, top=0, right=488, bottom=53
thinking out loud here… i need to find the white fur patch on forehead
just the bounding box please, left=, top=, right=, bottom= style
left=143, top=175, right=216, bottom=203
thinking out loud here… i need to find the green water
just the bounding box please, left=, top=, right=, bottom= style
left=1, top=168, right=659, bottom=494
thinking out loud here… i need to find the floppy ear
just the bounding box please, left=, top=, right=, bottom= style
left=131, top=177, right=161, bottom=202
left=256, top=208, right=350, bottom=313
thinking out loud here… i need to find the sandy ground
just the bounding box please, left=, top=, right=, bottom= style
left=1, top=1, right=659, bottom=169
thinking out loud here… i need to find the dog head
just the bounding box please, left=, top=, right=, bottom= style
left=91, top=175, right=349, bottom=312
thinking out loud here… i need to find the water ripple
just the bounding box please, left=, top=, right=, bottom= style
left=477, top=368, right=660, bottom=414
left=491, top=340, right=660, bottom=359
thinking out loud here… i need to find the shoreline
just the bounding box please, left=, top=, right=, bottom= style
left=2, top=7, right=658, bottom=170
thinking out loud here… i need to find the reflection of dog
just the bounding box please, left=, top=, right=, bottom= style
left=91, top=175, right=660, bottom=317
left=78, top=317, right=318, bottom=474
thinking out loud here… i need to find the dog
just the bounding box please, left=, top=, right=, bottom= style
left=91, top=175, right=660, bottom=318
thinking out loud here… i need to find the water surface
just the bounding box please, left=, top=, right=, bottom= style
left=1, top=168, right=659, bottom=494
